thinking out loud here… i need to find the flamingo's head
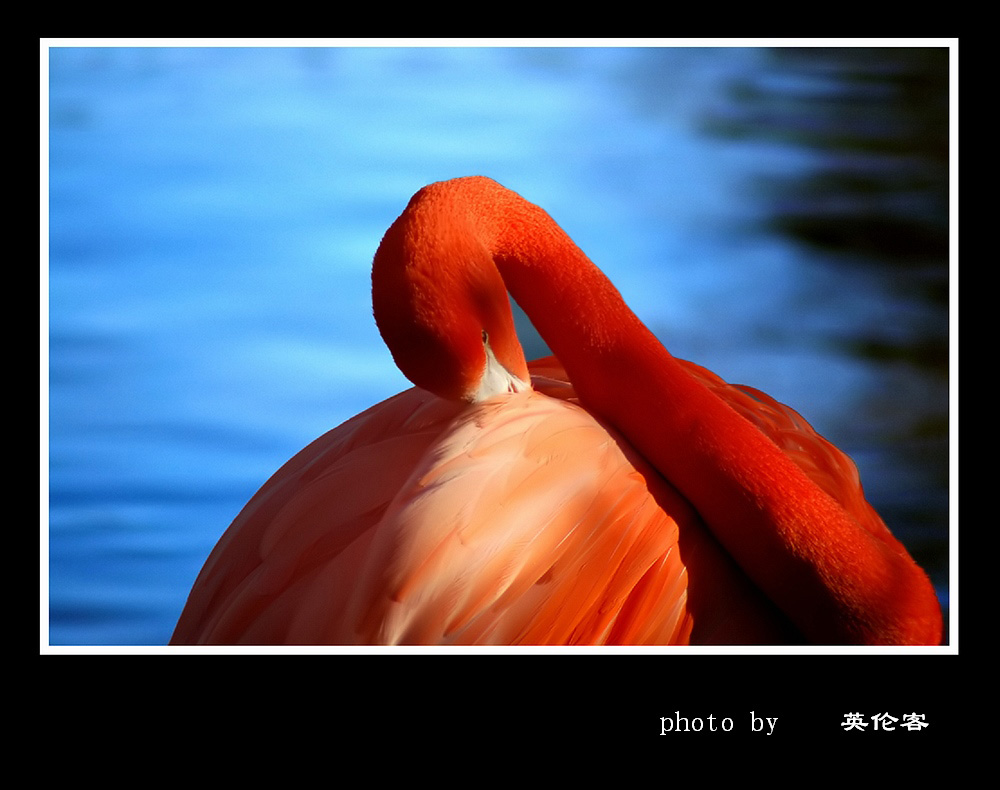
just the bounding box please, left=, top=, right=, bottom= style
left=371, top=182, right=530, bottom=402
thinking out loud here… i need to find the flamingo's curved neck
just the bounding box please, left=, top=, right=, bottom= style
left=402, top=177, right=942, bottom=645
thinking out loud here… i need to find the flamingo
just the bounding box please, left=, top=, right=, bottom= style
left=170, top=176, right=943, bottom=646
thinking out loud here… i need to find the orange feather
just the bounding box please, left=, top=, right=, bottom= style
left=172, top=358, right=805, bottom=645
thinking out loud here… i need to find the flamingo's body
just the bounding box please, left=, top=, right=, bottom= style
left=171, top=177, right=942, bottom=646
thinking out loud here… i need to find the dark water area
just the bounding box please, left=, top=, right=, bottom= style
left=705, top=47, right=951, bottom=606
left=44, top=45, right=953, bottom=648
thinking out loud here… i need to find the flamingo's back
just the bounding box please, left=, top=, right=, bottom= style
left=170, top=356, right=882, bottom=646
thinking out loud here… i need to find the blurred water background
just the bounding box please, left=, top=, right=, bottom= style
left=44, top=43, right=953, bottom=648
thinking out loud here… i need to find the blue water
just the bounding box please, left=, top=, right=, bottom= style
left=45, top=45, right=951, bottom=647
